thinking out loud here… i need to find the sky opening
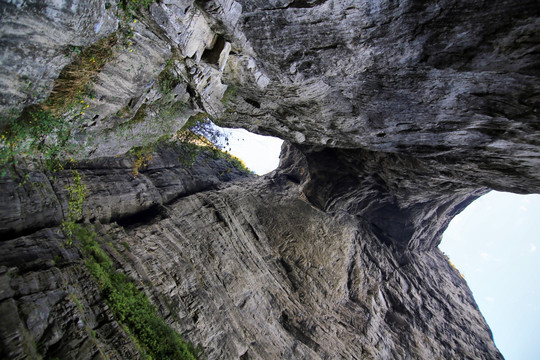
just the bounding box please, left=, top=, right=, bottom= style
left=214, top=125, right=284, bottom=175
left=439, top=191, right=540, bottom=360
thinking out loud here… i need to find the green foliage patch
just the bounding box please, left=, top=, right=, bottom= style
left=0, top=107, right=74, bottom=173
left=61, top=170, right=87, bottom=245
left=47, top=33, right=117, bottom=114
left=0, top=33, right=117, bottom=174
left=158, top=65, right=181, bottom=95
left=127, top=133, right=172, bottom=177
left=118, top=0, right=156, bottom=17
left=217, top=151, right=253, bottom=175
left=76, top=225, right=200, bottom=360
left=221, top=85, right=238, bottom=106
left=173, top=114, right=254, bottom=174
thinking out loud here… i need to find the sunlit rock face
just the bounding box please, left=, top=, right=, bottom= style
left=1, top=0, right=539, bottom=359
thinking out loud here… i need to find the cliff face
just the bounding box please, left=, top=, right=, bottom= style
left=1, top=0, right=539, bottom=359
left=0, top=147, right=498, bottom=359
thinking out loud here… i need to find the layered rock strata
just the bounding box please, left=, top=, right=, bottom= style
left=1, top=0, right=539, bottom=359
left=1, top=145, right=501, bottom=359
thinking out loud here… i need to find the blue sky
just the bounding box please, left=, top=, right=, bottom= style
left=224, top=128, right=540, bottom=359
left=440, top=191, right=540, bottom=360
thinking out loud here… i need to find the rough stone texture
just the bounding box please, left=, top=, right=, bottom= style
left=0, top=229, right=142, bottom=360
left=0, top=0, right=258, bottom=157
left=0, top=0, right=118, bottom=120
left=1, top=0, right=540, bottom=359
left=0, top=143, right=250, bottom=239
left=220, top=0, right=540, bottom=194
left=0, top=153, right=502, bottom=359
left=108, top=172, right=498, bottom=360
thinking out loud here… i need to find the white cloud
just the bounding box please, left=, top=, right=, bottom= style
left=479, top=252, right=502, bottom=262
left=529, top=243, right=537, bottom=253
left=519, top=205, right=528, bottom=212
left=485, top=297, right=495, bottom=303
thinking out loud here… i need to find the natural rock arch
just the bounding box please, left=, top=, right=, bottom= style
left=0, top=0, right=538, bottom=359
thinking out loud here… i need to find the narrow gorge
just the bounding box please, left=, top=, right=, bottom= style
left=0, top=1, right=539, bottom=359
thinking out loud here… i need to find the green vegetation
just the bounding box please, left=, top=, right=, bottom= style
left=0, top=107, right=75, bottom=173
left=126, top=113, right=219, bottom=174
left=178, top=113, right=225, bottom=149
left=125, top=113, right=253, bottom=175
left=159, top=100, right=188, bottom=122
left=130, top=145, right=154, bottom=178
left=221, top=85, right=238, bottom=106
left=47, top=33, right=117, bottom=114
left=127, top=133, right=171, bottom=177
left=118, top=0, right=156, bottom=13
left=75, top=225, right=200, bottom=360
left=173, top=114, right=253, bottom=174
left=0, top=33, right=117, bottom=174
left=117, top=0, right=156, bottom=24
left=217, top=151, right=253, bottom=175
left=174, top=114, right=228, bottom=166
left=158, top=63, right=181, bottom=95
left=61, top=170, right=87, bottom=245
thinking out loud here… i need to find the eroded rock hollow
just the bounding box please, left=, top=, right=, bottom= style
left=1, top=0, right=539, bottom=359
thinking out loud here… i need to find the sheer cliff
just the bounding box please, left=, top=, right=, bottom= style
left=1, top=0, right=539, bottom=359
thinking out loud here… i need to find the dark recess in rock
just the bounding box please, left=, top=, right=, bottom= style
left=202, top=35, right=226, bottom=65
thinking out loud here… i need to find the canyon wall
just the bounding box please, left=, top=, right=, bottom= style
left=1, top=0, right=539, bottom=359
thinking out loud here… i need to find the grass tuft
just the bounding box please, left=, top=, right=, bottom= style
left=0, top=33, right=117, bottom=173
left=76, top=225, right=201, bottom=360
left=44, top=33, right=117, bottom=114
left=61, top=170, right=87, bottom=245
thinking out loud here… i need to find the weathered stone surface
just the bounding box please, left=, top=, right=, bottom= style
left=295, top=144, right=489, bottom=251
left=112, top=173, right=500, bottom=359
left=219, top=0, right=540, bottom=194
left=0, top=143, right=250, bottom=239
left=0, top=157, right=502, bottom=359
left=0, top=0, right=252, bottom=158
left=0, top=0, right=118, bottom=120
left=1, top=0, right=539, bottom=359
left=0, top=229, right=141, bottom=360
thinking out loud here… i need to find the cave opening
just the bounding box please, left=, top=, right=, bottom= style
left=211, top=123, right=284, bottom=175
left=439, top=191, right=540, bottom=360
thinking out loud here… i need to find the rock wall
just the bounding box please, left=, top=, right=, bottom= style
left=1, top=0, right=539, bottom=359
left=0, top=146, right=501, bottom=359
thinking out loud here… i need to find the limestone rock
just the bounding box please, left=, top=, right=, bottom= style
left=1, top=0, right=540, bottom=359
left=0, top=227, right=142, bottom=360
left=219, top=0, right=540, bottom=193
left=0, top=143, right=251, bottom=240
left=0, top=0, right=118, bottom=121
left=0, top=158, right=502, bottom=359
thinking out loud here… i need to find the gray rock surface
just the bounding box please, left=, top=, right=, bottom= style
left=0, top=229, right=142, bottom=360
left=0, top=143, right=249, bottom=239
left=220, top=0, right=540, bottom=193
left=1, top=0, right=539, bottom=359
left=0, top=150, right=502, bottom=359
left=0, top=0, right=118, bottom=119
